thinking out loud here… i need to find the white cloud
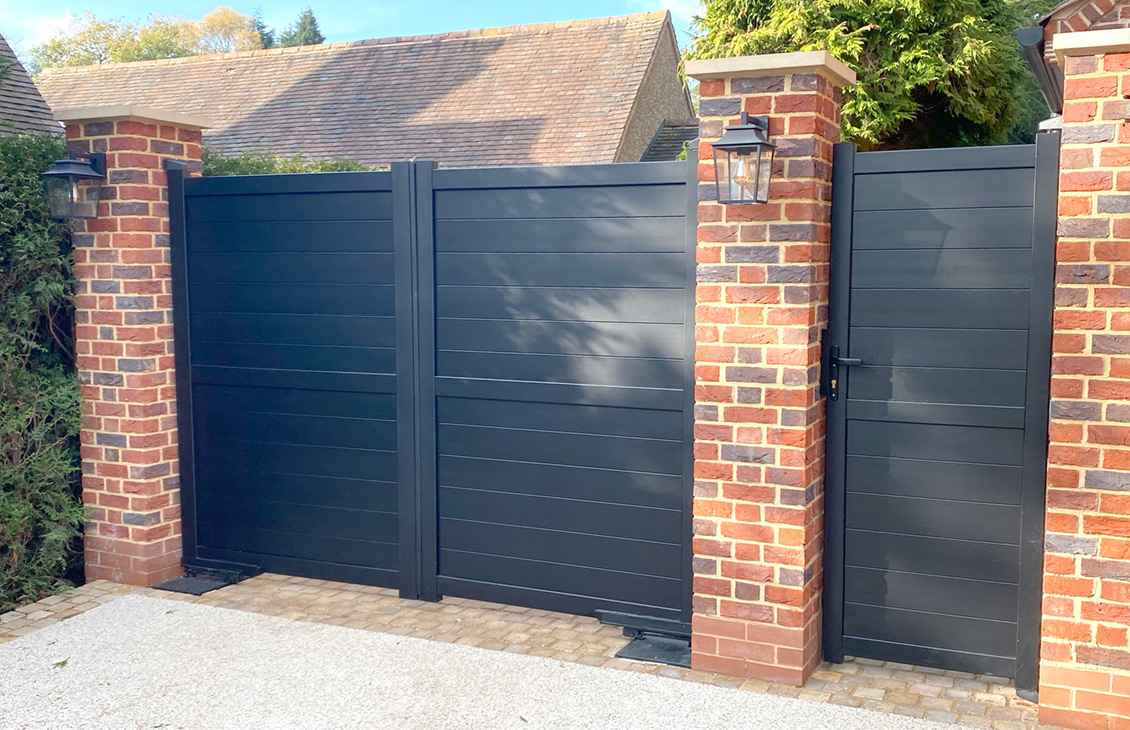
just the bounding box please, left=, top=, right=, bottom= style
left=0, top=8, right=75, bottom=53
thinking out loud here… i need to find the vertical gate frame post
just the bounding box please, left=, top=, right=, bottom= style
left=393, top=161, right=439, bottom=602
left=681, top=149, right=701, bottom=626
left=822, top=142, right=856, bottom=666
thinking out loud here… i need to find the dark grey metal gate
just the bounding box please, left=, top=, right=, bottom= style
left=823, top=133, right=1060, bottom=692
left=170, top=159, right=695, bottom=633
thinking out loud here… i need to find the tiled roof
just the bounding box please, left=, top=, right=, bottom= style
left=641, top=118, right=698, bottom=162
left=38, top=13, right=671, bottom=167
left=0, top=32, right=61, bottom=136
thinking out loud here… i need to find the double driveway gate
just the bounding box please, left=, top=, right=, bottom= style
left=169, top=160, right=697, bottom=635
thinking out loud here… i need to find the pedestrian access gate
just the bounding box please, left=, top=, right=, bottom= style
left=823, top=134, right=1059, bottom=692
left=170, top=160, right=696, bottom=635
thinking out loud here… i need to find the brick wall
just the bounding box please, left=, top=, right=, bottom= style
left=1045, top=0, right=1130, bottom=68
left=1041, top=46, right=1130, bottom=730
left=61, top=108, right=207, bottom=586
left=686, top=54, right=853, bottom=687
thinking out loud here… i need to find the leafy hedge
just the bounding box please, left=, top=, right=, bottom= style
left=0, top=134, right=84, bottom=612
left=202, top=147, right=374, bottom=176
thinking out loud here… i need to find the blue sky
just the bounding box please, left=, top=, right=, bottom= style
left=0, top=1, right=701, bottom=56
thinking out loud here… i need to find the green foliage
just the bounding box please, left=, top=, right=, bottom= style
left=0, top=134, right=84, bottom=612
left=280, top=8, right=327, bottom=48
left=686, top=0, right=1059, bottom=149
left=28, top=7, right=266, bottom=75
left=28, top=11, right=190, bottom=74
left=202, top=147, right=374, bottom=176
left=252, top=8, right=277, bottom=49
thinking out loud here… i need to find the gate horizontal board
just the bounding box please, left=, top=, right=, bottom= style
left=192, top=341, right=396, bottom=373
left=190, top=282, right=395, bottom=316
left=848, top=328, right=1028, bottom=370
left=433, top=185, right=685, bottom=219
left=845, top=567, right=1019, bottom=622
left=436, top=397, right=683, bottom=441
left=434, top=218, right=684, bottom=252
left=436, top=456, right=682, bottom=510
left=826, top=140, right=1055, bottom=685
left=851, top=249, right=1032, bottom=289
left=436, top=351, right=682, bottom=389
left=185, top=221, right=393, bottom=252
left=852, top=208, right=1033, bottom=250
left=186, top=191, right=393, bottom=221
left=194, top=466, right=397, bottom=512
left=435, top=252, right=685, bottom=288
left=436, top=286, right=684, bottom=323
left=189, top=252, right=395, bottom=284
left=191, top=313, right=397, bottom=348
left=435, top=319, right=685, bottom=357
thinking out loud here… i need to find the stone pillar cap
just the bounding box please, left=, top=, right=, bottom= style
left=54, top=105, right=212, bottom=130
left=685, top=51, right=856, bottom=87
left=1054, top=28, right=1130, bottom=67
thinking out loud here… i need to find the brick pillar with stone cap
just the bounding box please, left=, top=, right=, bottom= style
left=58, top=105, right=210, bottom=586
left=1037, top=28, right=1130, bottom=730
left=684, top=52, right=855, bottom=686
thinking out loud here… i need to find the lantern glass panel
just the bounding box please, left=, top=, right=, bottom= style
left=45, top=177, right=101, bottom=220
left=756, top=144, right=774, bottom=204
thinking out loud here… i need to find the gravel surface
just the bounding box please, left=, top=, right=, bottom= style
left=0, top=594, right=951, bottom=730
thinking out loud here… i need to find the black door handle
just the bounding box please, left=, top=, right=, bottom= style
left=833, top=356, right=862, bottom=366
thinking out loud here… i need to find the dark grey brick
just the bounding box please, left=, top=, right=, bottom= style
left=130, top=463, right=171, bottom=479
left=111, top=202, right=150, bottom=216
left=92, top=373, right=124, bottom=386
left=1084, top=469, right=1130, bottom=491
left=109, top=169, right=149, bottom=184
left=1057, top=265, right=1109, bottom=285
left=1094, top=335, right=1130, bottom=354
left=1045, top=534, right=1098, bottom=555
left=725, top=246, right=779, bottom=264
left=114, top=296, right=153, bottom=310
left=769, top=224, right=818, bottom=242
left=1063, top=125, right=1115, bottom=144
left=112, top=265, right=152, bottom=279
left=720, top=444, right=774, bottom=463
left=1107, top=403, right=1130, bottom=422
left=95, top=432, right=128, bottom=448
left=726, top=366, right=777, bottom=383
left=736, top=386, right=762, bottom=404
left=117, top=358, right=155, bottom=372
left=767, top=265, right=814, bottom=284
left=83, top=122, right=113, bottom=136
left=732, top=76, right=784, bottom=94
left=694, top=404, right=719, bottom=422
left=1057, top=217, right=1110, bottom=238
left=122, top=511, right=161, bottom=526
left=697, top=265, right=738, bottom=283
left=124, top=311, right=165, bottom=325
left=1082, top=558, right=1130, bottom=580
left=699, top=98, right=742, bottom=117
left=91, top=280, right=120, bottom=293
left=775, top=137, right=818, bottom=158
left=1049, top=400, right=1102, bottom=421
left=1098, top=194, right=1130, bottom=214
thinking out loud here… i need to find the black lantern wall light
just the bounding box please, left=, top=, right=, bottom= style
left=41, top=152, right=106, bottom=220
left=712, top=112, right=774, bottom=205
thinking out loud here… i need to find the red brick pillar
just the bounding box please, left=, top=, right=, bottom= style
left=56, top=105, right=210, bottom=586
left=685, top=53, right=854, bottom=686
left=1039, top=30, right=1130, bottom=730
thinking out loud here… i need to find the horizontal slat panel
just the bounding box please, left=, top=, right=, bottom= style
left=186, top=171, right=392, bottom=196
left=436, top=253, right=684, bottom=288
left=439, top=487, right=681, bottom=544
left=437, top=397, right=682, bottom=441
left=439, top=550, right=681, bottom=609
left=846, top=455, right=1022, bottom=505
left=842, top=637, right=1014, bottom=679
left=436, top=577, right=681, bottom=622
left=436, top=286, right=683, bottom=324
left=845, top=401, right=1025, bottom=429
left=851, top=290, right=1029, bottom=329
left=191, top=313, right=395, bottom=348
left=844, top=603, right=1016, bottom=659
left=853, top=145, right=1034, bottom=174
left=187, top=191, right=392, bottom=222
left=439, top=519, right=682, bottom=578
left=847, top=421, right=1024, bottom=466
left=432, top=162, right=686, bottom=190
left=853, top=168, right=1035, bottom=211
left=189, top=283, right=395, bottom=316
left=846, top=566, right=1018, bottom=622
left=434, top=185, right=685, bottom=219
left=437, top=456, right=682, bottom=510
left=198, top=497, right=397, bottom=543
left=847, top=493, right=1021, bottom=544
left=849, top=328, right=1028, bottom=370
left=189, top=253, right=394, bottom=284
left=194, top=409, right=396, bottom=451
left=196, top=547, right=397, bottom=588
left=194, top=466, right=397, bottom=512
left=193, top=385, right=397, bottom=420
left=436, top=319, right=684, bottom=358
left=846, top=530, right=1020, bottom=583
left=438, top=424, right=682, bottom=475
left=434, top=218, right=684, bottom=253
left=186, top=221, right=392, bottom=253
left=196, top=438, right=397, bottom=482
left=848, top=366, right=1026, bottom=407
left=192, top=366, right=395, bottom=394
left=197, top=524, right=397, bottom=570
left=436, top=351, right=681, bottom=389
left=852, top=208, right=1033, bottom=250
left=435, top=377, right=682, bottom=410
left=852, top=250, right=1031, bottom=290
left=192, top=341, right=395, bottom=374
